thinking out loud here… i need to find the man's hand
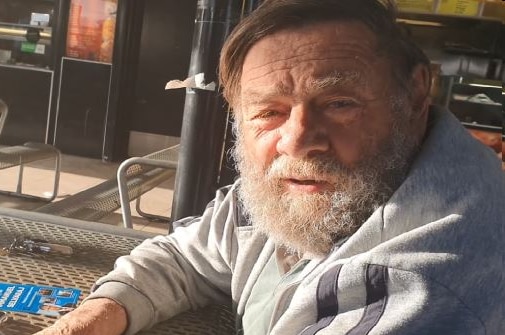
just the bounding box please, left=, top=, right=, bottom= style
left=33, top=298, right=127, bottom=335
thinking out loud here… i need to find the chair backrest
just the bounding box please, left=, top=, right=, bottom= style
left=0, top=99, right=8, bottom=135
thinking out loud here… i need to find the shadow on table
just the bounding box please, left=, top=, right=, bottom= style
left=1, top=304, right=234, bottom=335
left=1, top=316, right=44, bottom=334
left=139, top=304, right=235, bottom=335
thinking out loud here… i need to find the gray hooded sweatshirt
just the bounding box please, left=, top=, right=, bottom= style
left=89, top=108, right=505, bottom=335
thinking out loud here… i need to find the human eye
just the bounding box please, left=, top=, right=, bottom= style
left=319, top=97, right=363, bottom=122
left=245, top=107, right=287, bottom=130
left=326, top=99, right=359, bottom=111
left=248, top=104, right=288, bottom=121
left=255, top=109, right=282, bottom=119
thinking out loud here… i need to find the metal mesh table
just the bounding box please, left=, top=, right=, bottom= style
left=0, top=208, right=235, bottom=334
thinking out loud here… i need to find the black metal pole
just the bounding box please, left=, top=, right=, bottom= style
left=171, top=0, right=265, bottom=221
left=171, top=0, right=242, bottom=221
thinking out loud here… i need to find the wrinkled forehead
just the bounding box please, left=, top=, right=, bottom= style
left=237, top=21, right=392, bottom=106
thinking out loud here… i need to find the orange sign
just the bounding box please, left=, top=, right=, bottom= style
left=66, top=0, right=117, bottom=62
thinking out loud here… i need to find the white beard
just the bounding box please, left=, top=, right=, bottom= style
left=233, top=105, right=418, bottom=256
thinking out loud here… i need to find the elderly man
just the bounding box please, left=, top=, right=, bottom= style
left=36, top=0, right=505, bottom=334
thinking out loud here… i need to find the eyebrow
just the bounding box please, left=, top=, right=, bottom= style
left=241, top=70, right=364, bottom=105
left=241, top=85, right=290, bottom=106
left=305, top=70, right=363, bottom=92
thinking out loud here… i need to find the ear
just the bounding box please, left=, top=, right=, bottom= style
left=409, top=63, right=431, bottom=122
left=407, top=63, right=432, bottom=144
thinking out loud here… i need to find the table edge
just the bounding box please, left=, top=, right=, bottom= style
left=0, top=207, right=159, bottom=240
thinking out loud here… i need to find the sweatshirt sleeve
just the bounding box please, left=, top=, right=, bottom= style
left=86, top=185, right=239, bottom=335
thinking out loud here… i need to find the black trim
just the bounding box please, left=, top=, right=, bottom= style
left=172, top=216, right=200, bottom=229
left=299, top=264, right=343, bottom=335
left=217, top=184, right=233, bottom=198
left=234, top=187, right=251, bottom=227
left=346, top=265, right=388, bottom=335
left=235, top=204, right=250, bottom=227
left=206, top=200, right=216, bottom=210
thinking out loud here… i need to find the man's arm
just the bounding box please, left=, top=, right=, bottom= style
left=33, top=184, right=239, bottom=334
left=33, top=298, right=127, bottom=335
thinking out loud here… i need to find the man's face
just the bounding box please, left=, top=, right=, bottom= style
left=234, top=21, right=420, bottom=256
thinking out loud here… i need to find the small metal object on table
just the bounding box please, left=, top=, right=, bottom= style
left=0, top=207, right=234, bottom=335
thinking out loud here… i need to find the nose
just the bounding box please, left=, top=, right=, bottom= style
left=276, top=104, right=329, bottom=158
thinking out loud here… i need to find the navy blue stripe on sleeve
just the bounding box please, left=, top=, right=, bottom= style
left=345, top=264, right=389, bottom=335
left=299, top=264, right=343, bottom=335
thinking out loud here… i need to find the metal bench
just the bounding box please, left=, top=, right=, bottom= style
left=117, top=145, right=179, bottom=229
left=36, top=145, right=179, bottom=228
left=0, top=142, right=61, bottom=201
left=0, top=100, right=61, bottom=202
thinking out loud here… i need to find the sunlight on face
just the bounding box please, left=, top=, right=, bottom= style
left=232, top=22, right=421, bottom=256
left=234, top=103, right=416, bottom=256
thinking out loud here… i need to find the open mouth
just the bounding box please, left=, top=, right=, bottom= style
left=283, top=178, right=333, bottom=193
left=289, top=179, right=319, bottom=185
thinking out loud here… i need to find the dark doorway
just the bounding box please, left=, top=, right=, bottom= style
left=131, top=0, right=197, bottom=137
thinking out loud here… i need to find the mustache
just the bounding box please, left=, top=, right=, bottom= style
left=266, top=154, right=351, bottom=182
